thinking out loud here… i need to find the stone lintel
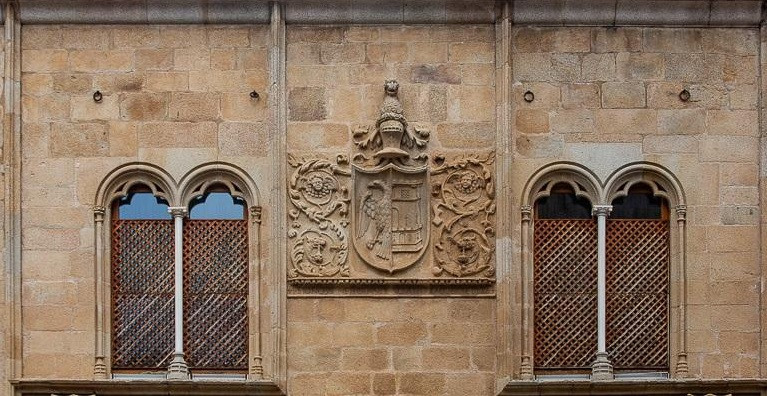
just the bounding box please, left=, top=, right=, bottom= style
left=9, top=0, right=765, bottom=26
left=11, top=379, right=285, bottom=396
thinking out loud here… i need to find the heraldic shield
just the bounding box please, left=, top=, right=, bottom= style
left=352, top=163, right=429, bottom=273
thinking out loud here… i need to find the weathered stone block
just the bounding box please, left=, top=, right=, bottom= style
left=120, top=93, right=168, bottom=121
left=50, top=123, right=108, bottom=157
left=581, top=53, right=617, bottom=81
left=289, top=87, right=327, bottom=121
left=562, top=83, right=600, bottom=109
left=341, top=348, right=389, bottom=371
left=218, top=122, right=268, bottom=157
left=591, top=28, right=642, bottom=53
left=169, top=92, right=220, bottom=121
left=138, top=121, right=217, bottom=148
left=135, top=49, right=173, bottom=71
left=22, top=49, right=69, bottom=72
left=410, top=65, right=460, bottom=85
left=616, top=52, right=664, bottom=81
left=601, top=82, right=646, bottom=108
left=642, top=28, right=703, bottom=53
left=515, top=109, right=549, bottom=134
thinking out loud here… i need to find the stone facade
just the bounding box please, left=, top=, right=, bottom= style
left=4, top=1, right=767, bottom=396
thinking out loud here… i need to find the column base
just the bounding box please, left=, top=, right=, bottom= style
left=248, top=356, right=264, bottom=381
left=93, top=357, right=107, bottom=380
left=675, top=352, right=689, bottom=378
left=167, top=353, right=191, bottom=380
left=591, top=352, right=614, bottom=381
left=520, top=355, right=534, bottom=380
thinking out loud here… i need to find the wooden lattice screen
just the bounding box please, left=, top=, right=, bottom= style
left=111, top=220, right=175, bottom=370
left=183, top=219, right=249, bottom=370
left=534, top=219, right=598, bottom=370
left=606, top=219, right=669, bottom=370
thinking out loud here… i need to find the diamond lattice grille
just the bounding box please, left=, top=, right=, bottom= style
left=111, top=220, right=174, bottom=369
left=534, top=219, right=598, bottom=370
left=183, top=219, right=249, bottom=370
left=606, top=219, right=669, bottom=370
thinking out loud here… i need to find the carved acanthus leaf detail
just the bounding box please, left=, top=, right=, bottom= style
left=431, top=152, right=496, bottom=277
left=288, top=155, right=351, bottom=278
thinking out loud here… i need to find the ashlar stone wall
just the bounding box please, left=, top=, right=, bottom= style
left=285, top=24, right=498, bottom=394
left=510, top=26, right=761, bottom=378
left=19, top=24, right=271, bottom=378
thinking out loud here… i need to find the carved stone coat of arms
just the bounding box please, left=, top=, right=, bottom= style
left=287, top=79, right=495, bottom=282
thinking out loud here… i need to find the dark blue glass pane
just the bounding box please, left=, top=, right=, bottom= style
left=118, top=192, right=171, bottom=220
left=189, top=192, right=245, bottom=220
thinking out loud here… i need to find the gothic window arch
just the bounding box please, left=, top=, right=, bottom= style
left=520, top=162, right=687, bottom=379
left=93, top=162, right=264, bottom=380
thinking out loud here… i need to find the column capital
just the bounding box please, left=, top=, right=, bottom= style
left=168, top=207, right=188, bottom=218
left=93, top=205, right=106, bottom=221
left=592, top=205, right=612, bottom=217
left=675, top=204, right=687, bottom=220
left=520, top=205, right=532, bottom=221
left=250, top=205, right=262, bottom=224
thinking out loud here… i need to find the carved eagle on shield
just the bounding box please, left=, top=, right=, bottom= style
left=351, top=80, right=429, bottom=273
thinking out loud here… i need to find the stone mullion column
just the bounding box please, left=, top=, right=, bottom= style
left=248, top=206, right=263, bottom=380
left=4, top=2, right=22, bottom=389
left=675, top=205, right=689, bottom=377
left=167, top=207, right=190, bottom=380
left=268, top=0, right=288, bottom=388
left=93, top=206, right=107, bottom=379
left=520, top=205, right=533, bottom=380
left=592, top=205, right=613, bottom=380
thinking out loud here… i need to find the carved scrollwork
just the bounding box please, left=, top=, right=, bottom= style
left=431, top=152, right=496, bottom=277
left=288, top=155, right=351, bottom=278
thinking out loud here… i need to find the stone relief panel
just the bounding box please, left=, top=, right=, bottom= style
left=287, top=80, right=495, bottom=286
left=287, top=155, right=351, bottom=277
left=431, top=152, right=496, bottom=277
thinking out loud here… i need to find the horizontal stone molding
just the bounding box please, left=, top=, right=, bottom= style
left=11, top=380, right=285, bottom=396
left=287, top=277, right=496, bottom=298
left=501, top=378, right=767, bottom=395
left=9, top=0, right=765, bottom=26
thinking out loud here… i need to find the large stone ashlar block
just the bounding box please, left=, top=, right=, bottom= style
left=287, top=80, right=495, bottom=289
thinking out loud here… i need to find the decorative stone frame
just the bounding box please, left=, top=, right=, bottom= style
left=92, top=162, right=274, bottom=382
left=518, top=161, right=688, bottom=379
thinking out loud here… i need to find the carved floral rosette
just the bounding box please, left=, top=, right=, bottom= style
left=431, top=152, right=496, bottom=277
left=287, top=155, right=351, bottom=278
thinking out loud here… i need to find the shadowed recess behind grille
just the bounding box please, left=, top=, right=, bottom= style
left=183, top=219, right=249, bottom=370
left=111, top=220, right=175, bottom=369
left=606, top=219, right=669, bottom=370
left=534, top=219, right=598, bottom=370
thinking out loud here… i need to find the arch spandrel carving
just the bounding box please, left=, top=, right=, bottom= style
left=604, top=162, right=686, bottom=208
left=521, top=161, right=602, bottom=208
left=95, top=162, right=179, bottom=208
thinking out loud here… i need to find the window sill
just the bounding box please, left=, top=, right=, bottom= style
left=11, top=378, right=284, bottom=396
left=501, top=378, right=766, bottom=395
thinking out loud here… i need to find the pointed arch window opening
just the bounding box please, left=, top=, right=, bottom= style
left=533, top=182, right=671, bottom=374
left=110, top=185, right=250, bottom=374
left=111, top=188, right=175, bottom=371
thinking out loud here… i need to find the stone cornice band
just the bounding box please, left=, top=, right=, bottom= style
left=4, top=0, right=764, bottom=26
